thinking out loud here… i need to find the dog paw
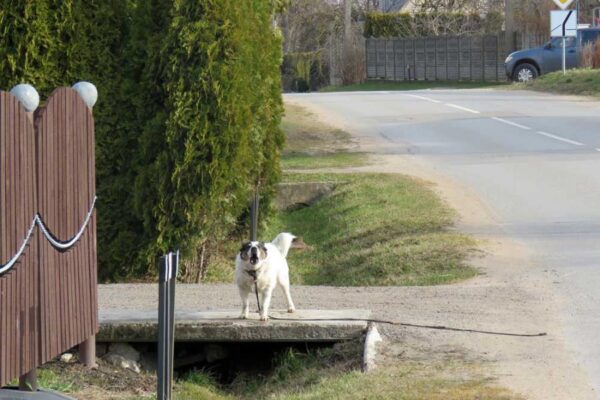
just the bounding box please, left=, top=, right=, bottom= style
left=287, top=307, right=295, bottom=313
left=239, top=313, right=249, bottom=319
left=259, top=315, right=269, bottom=322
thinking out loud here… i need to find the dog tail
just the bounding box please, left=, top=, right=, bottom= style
left=271, top=232, right=296, bottom=258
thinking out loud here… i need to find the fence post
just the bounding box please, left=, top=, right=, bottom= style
left=384, top=40, right=388, bottom=80
left=404, top=38, right=409, bottom=80
left=79, top=335, right=96, bottom=368
left=393, top=40, right=397, bottom=81
left=158, top=251, right=178, bottom=400
left=469, top=36, right=473, bottom=81
left=18, top=370, right=37, bottom=392
left=446, top=37, right=449, bottom=81
left=435, top=38, right=439, bottom=81
left=365, top=39, right=369, bottom=79
left=482, top=36, right=486, bottom=81
left=458, top=37, right=462, bottom=81
left=496, top=34, right=500, bottom=81
left=424, top=38, right=428, bottom=80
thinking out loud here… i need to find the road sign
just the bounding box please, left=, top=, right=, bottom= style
left=550, top=10, right=578, bottom=75
left=552, top=0, right=575, bottom=10
left=551, top=10, right=577, bottom=38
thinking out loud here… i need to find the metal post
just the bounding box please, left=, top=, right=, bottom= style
left=563, top=36, right=567, bottom=75
left=18, top=370, right=37, bottom=392
left=158, top=251, right=178, bottom=400
left=79, top=335, right=96, bottom=368
left=250, top=191, right=259, bottom=241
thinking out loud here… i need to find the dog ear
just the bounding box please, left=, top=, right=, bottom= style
left=240, top=242, right=251, bottom=253
left=259, top=242, right=268, bottom=258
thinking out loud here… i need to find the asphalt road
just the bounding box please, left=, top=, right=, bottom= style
left=287, top=88, right=600, bottom=397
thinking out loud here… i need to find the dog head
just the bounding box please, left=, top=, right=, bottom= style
left=239, top=241, right=268, bottom=268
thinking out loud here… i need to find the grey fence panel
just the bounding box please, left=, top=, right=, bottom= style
left=415, top=38, right=426, bottom=80
left=366, top=32, right=520, bottom=82
left=366, top=39, right=377, bottom=78
left=385, top=40, right=395, bottom=80
left=393, top=40, right=404, bottom=80
left=447, top=37, right=459, bottom=80
left=458, top=36, right=471, bottom=80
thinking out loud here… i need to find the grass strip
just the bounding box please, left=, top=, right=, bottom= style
left=262, top=173, right=477, bottom=286
left=282, top=152, right=368, bottom=170
left=520, top=68, right=600, bottom=97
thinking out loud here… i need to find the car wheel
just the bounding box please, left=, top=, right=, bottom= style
left=513, top=63, right=538, bottom=82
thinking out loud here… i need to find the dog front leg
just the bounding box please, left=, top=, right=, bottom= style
left=259, top=286, right=275, bottom=321
left=239, top=286, right=251, bottom=319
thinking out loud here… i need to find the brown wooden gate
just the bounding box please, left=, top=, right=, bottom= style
left=0, top=87, right=97, bottom=387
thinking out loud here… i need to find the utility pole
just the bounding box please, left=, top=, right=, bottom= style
left=343, top=0, right=353, bottom=84
left=344, top=0, right=352, bottom=52
left=505, top=0, right=516, bottom=51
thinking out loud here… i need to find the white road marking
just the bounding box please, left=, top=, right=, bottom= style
left=536, top=131, right=584, bottom=146
left=491, top=117, right=531, bottom=130
left=404, top=94, right=441, bottom=103
left=445, top=103, right=480, bottom=114
left=405, top=95, right=589, bottom=148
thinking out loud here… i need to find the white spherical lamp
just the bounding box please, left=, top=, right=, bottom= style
left=9, top=84, right=40, bottom=112
left=72, top=81, right=98, bottom=108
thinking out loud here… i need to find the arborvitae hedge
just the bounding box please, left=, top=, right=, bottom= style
left=0, top=1, right=284, bottom=282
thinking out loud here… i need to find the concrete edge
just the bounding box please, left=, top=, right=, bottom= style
left=0, top=388, right=75, bottom=399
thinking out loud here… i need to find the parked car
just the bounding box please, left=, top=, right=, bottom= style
left=505, top=28, right=600, bottom=82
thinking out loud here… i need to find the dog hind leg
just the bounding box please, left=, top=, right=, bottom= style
left=278, top=273, right=295, bottom=313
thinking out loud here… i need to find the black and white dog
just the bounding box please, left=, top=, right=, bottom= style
left=235, top=233, right=296, bottom=321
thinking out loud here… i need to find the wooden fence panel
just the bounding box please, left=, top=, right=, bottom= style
left=0, top=87, right=97, bottom=388
left=0, top=92, right=38, bottom=386
left=34, top=88, right=97, bottom=366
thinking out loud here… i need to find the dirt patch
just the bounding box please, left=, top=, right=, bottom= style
left=40, top=358, right=155, bottom=400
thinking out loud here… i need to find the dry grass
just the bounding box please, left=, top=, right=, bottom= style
left=281, top=103, right=367, bottom=169
left=581, top=43, right=594, bottom=69
left=44, top=341, right=520, bottom=400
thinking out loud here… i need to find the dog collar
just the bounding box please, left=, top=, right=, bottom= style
left=246, top=269, right=258, bottom=281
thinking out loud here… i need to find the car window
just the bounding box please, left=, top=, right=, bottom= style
left=551, top=37, right=576, bottom=48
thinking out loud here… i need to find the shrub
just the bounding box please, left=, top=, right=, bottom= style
left=0, top=1, right=284, bottom=282
left=364, top=12, right=413, bottom=38
left=364, top=11, right=503, bottom=38
left=581, top=42, right=594, bottom=68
